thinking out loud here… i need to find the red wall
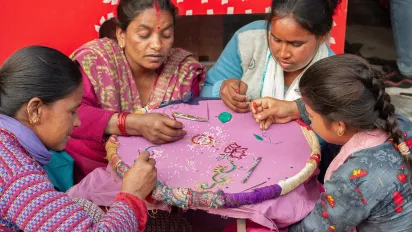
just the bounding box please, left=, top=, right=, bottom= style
left=0, top=0, right=116, bottom=64
left=0, top=0, right=347, bottom=65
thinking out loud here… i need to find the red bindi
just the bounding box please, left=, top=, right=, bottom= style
left=154, top=0, right=160, bottom=31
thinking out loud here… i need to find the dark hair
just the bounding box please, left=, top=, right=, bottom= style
left=0, top=46, right=82, bottom=117
left=99, top=18, right=118, bottom=40
left=117, top=0, right=178, bottom=31
left=299, top=54, right=412, bottom=183
left=267, top=0, right=342, bottom=37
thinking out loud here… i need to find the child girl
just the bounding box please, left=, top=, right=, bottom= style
left=252, top=54, right=412, bottom=231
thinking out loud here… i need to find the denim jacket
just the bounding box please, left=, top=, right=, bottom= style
left=290, top=115, right=412, bottom=232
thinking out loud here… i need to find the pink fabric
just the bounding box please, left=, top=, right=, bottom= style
left=66, top=71, right=115, bottom=182
left=68, top=166, right=121, bottom=205
left=69, top=168, right=319, bottom=231
left=324, top=129, right=388, bottom=182
left=318, top=183, right=325, bottom=193
left=69, top=100, right=321, bottom=231
left=71, top=38, right=205, bottom=113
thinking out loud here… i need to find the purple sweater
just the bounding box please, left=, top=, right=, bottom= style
left=0, top=128, right=147, bottom=231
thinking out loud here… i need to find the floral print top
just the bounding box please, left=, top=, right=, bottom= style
left=290, top=115, right=412, bottom=232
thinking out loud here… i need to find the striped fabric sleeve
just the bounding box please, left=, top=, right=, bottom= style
left=1, top=164, right=146, bottom=232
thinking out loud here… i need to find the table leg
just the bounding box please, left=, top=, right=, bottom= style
left=236, top=219, right=246, bottom=232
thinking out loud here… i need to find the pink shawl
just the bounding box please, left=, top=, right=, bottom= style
left=71, top=38, right=206, bottom=113
left=324, top=129, right=389, bottom=182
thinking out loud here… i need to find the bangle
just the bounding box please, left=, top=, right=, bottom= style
left=121, top=113, right=129, bottom=136
left=117, top=112, right=130, bottom=136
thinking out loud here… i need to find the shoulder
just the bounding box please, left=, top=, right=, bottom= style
left=237, top=20, right=268, bottom=33
left=333, top=142, right=407, bottom=195
left=71, top=38, right=120, bottom=63
left=347, top=142, right=404, bottom=180
left=235, top=20, right=268, bottom=40
left=0, top=129, right=39, bottom=182
left=323, top=143, right=408, bottom=210
left=234, top=21, right=269, bottom=65
left=168, top=48, right=205, bottom=70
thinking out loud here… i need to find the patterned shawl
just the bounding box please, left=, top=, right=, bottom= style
left=71, top=38, right=205, bottom=113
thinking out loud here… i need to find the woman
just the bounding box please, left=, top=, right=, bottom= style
left=67, top=0, right=205, bottom=181
left=201, top=0, right=339, bottom=114
left=0, top=46, right=157, bottom=231
left=253, top=55, right=412, bottom=231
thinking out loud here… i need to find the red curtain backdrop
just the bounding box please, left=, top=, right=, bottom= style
left=0, top=0, right=347, bottom=64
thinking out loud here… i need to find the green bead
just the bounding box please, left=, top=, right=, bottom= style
left=218, top=112, right=232, bottom=123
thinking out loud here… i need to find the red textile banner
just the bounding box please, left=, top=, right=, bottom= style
left=0, top=0, right=347, bottom=64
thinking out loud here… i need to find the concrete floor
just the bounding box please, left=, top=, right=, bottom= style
left=346, top=24, right=412, bottom=120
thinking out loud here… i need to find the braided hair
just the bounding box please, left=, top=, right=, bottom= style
left=299, top=54, right=412, bottom=183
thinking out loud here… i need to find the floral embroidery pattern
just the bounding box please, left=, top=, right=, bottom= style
left=393, top=182, right=405, bottom=213
left=323, top=193, right=336, bottom=208
left=397, top=164, right=407, bottom=183
left=196, top=161, right=237, bottom=191
left=349, top=169, right=368, bottom=205
left=218, top=142, right=248, bottom=160
left=319, top=193, right=336, bottom=230
left=350, top=169, right=368, bottom=179
left=191, top=134, right=216, bottom=146
left=321, top=200, right=329, bottom=218
left=354, top=187, right=368, bottom=205
left=394, top=191, right=404, bottom=213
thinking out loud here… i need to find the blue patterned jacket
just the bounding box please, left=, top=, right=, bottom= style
left=290, top=115, right=412, bottom=232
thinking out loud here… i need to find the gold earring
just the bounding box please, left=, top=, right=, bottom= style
left=337, top=128, right=344, bottom=137
left=119, top=43, right=125, bottom=53
left=30, top=118, right=40, bottom=125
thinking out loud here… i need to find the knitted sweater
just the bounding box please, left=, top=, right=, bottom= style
left=0, top=128, right=147, bottom=231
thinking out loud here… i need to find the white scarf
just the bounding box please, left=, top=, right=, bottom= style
left=261, top=44, right=329, bottom=101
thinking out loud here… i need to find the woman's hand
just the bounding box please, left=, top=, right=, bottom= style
left=127, top=113, right=187, bottom=144
left=220, top=78, right=250, bottom=113
left=121, top=151, right=157, bottom=200
left=105, top=112, right=186, bottom=144
left=251, top=97, right=300, bottom=130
